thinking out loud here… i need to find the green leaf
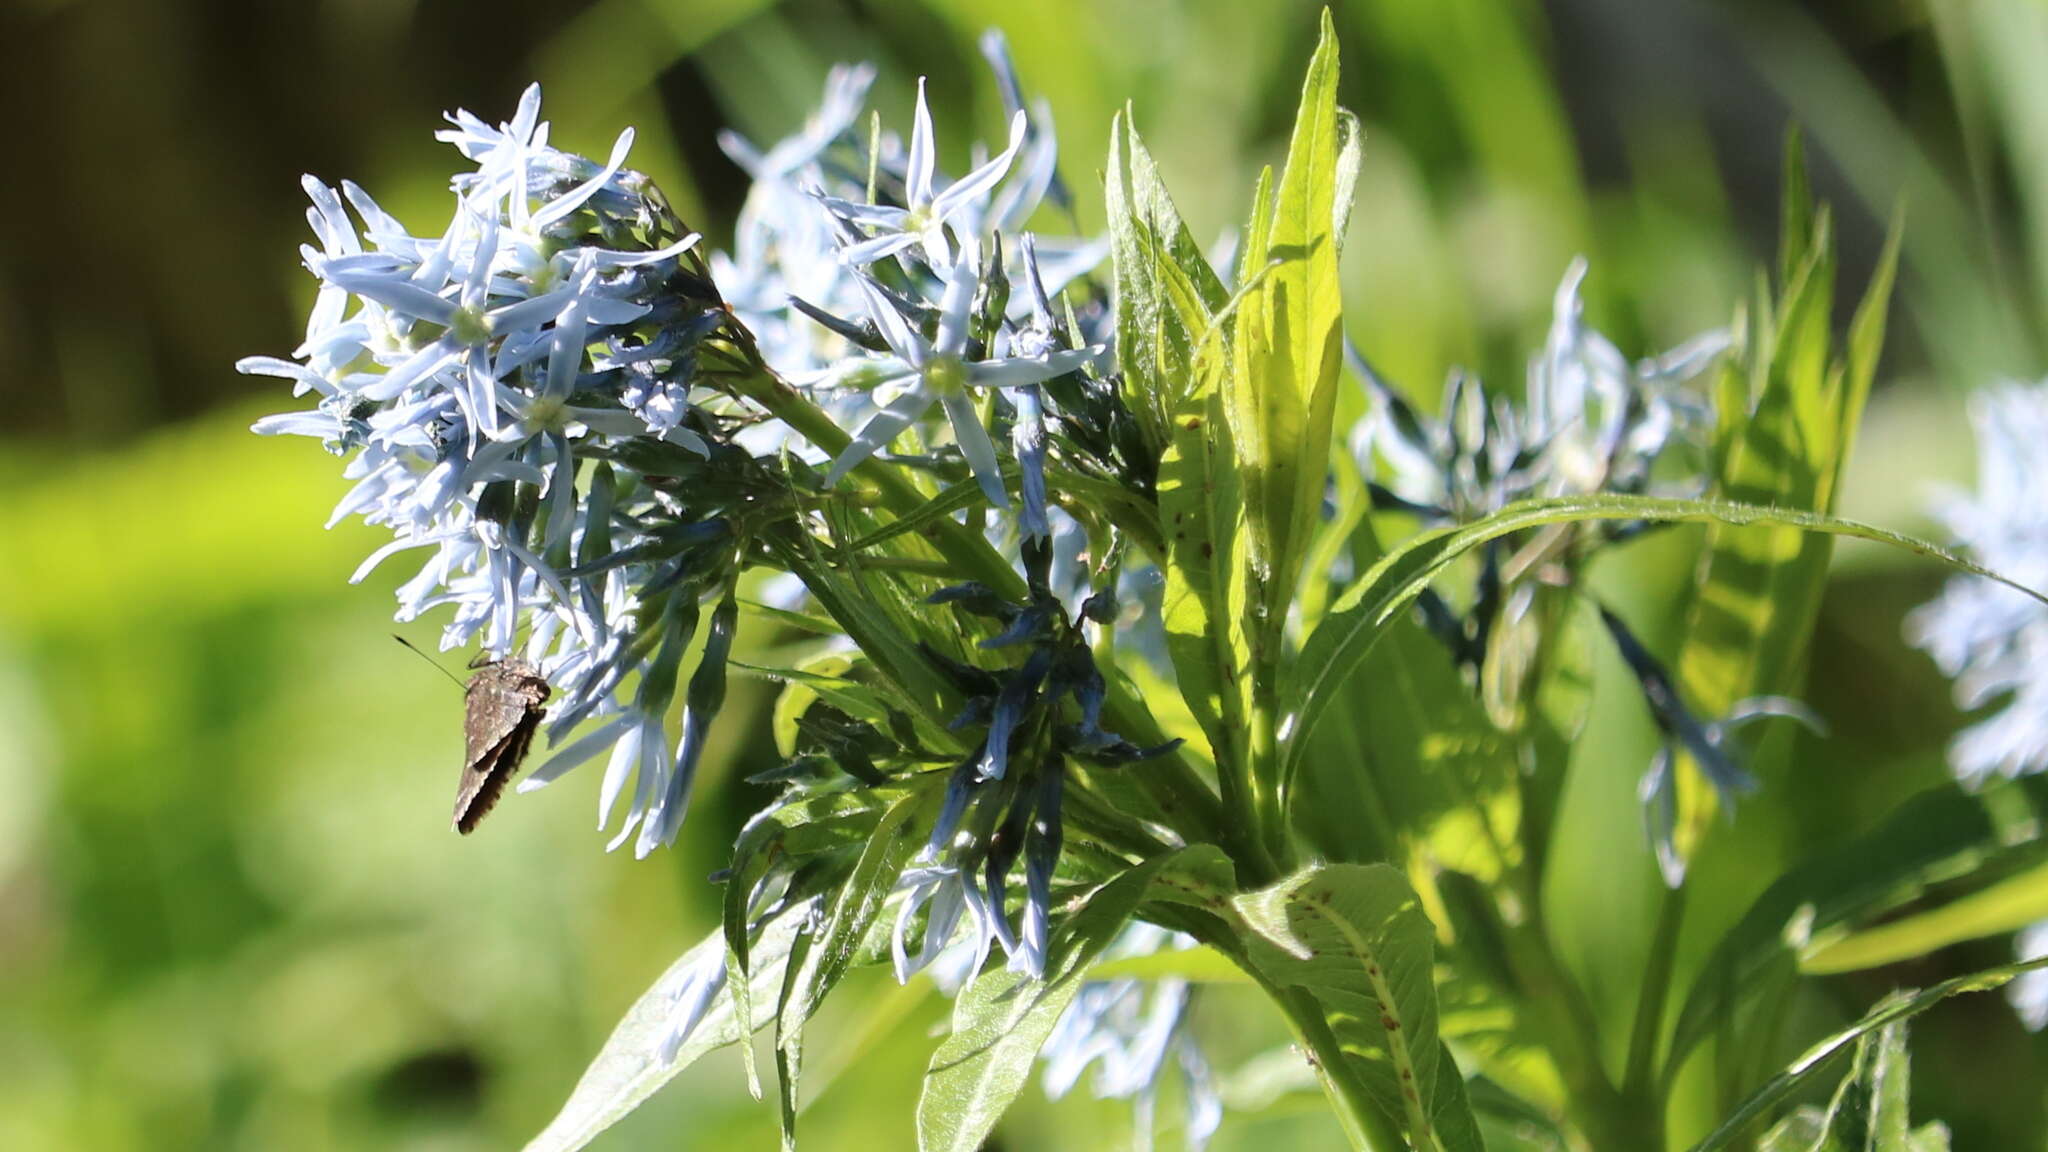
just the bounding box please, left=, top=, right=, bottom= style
left=915, top=846, right=1229, bottom=1152
left=1234, top=863, right=1485, bottom=1152
left=1158, top=316, right=1253, bottom=782
left=1689, top=960, right=2045, bottom=1152
left=1083, top=943, right=1253, bottom=984
left=1225, top=9, right=1352, bottom=655
left=1802, top=852, right=2048, bottom=975
left=523, top=913, right=805, bottom=1152
left=738, top=597, right=843, bottom=638
left=1107, top=106, right=1227, bottom=455
left=721, top=786, right=912, bottom=1104
left=1668, top=138, right=1902, bottom=871
left=773, top=789, right=931, bottom=1147
left=1664, top=780, right=2029, bottom=1083
left=1282, top=493, right=2046, bottom=793
left=842, top=471, right=996, bottom=553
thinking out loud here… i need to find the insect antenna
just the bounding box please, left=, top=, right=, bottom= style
left=393, top=634, right=467, bottom=690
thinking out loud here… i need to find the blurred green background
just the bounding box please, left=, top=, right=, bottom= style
left=5, top=0, right=2048, bottom=1148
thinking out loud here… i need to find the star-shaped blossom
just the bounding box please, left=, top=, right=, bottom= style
left=818, top=78, right=1028, bottom=267
left=1908, top=382, right=2048, bottom=784
left=821, top=247, right=1100, bottom=507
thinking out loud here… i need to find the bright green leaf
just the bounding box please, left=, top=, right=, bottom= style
left=1235, top=863, right=1485, bottom=1152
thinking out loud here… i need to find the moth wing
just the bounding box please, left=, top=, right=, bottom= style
left=454, top=716, right=540, bottom=833
left=454, top=663, right=550, bottom=834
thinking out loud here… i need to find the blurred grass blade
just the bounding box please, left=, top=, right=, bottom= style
left=1756, top=1021, right=1950, bottom=1151
left=1664, top=778, right=2047, bottom=1085
left=1668, top=135, right=1900, bottom=875
left=1802, top=853, right=2048, bottom=975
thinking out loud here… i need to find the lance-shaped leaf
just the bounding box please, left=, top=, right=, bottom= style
left=1663, top=777, right=2048, bottom=1085
left=1280, top=493, right=2046, bottom=796
left=1224, top=10, right=1357, bottom=661
left=1691, top=959, right=2048, bottom=1151
left=1753, top=1019, right=1951, bottom=1152
left=524, top=913, right=806, bottom=1152
left=1107, top=105, right=1227, bottom=454
left=1669, top=134, right=1905, bottom=876
left=915, top=845, right=1230, bottom=1152
left=773, top=788, right=931, bottom=1147
left=1234, top=863, right=1485, bottom=1152
left=1159, top=297, right=1257, bottom=798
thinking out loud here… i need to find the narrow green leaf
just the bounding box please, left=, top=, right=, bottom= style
left=523, top=914, right=805, bottom=1152
left=1235, top=863, right=1485, bottom=1152
left=1225, top=10, right=1351, bottom=650
left=1283, top=493, right=2047, bottom=792
left=1159, top=316, right=1253, bottom=782
left=721, top=786, right=908, bottom=1106
left=915, top=846, right=1229, bottom=1152
left=1690, top=961, right=2047, bottom=1151
left=1836, top=206, right=1905, bottom=494
left=1082, top=943, right=1252, bottom=984
left=1802, top=853, right=2048, bottom=974
left=1664, top=780, right=2027, bottom=1081
left=1669, top=143, right=1894, bottom=870
left=1108, top=107, right=1226, bottom=455
left=843, top=471, right=994, bottom=552
left=738, top=597, right=843, bottom=638
left=774, top=789, right=930, bottom=1147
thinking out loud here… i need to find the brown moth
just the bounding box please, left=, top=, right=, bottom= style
left=455, top=658, right=551, bottom=834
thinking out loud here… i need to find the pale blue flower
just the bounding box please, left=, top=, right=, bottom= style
left=1905, top=383, right=2048, bottom=1029
left=1907, top=382, right=2048, bottom=784
left=1041, top=925, right=1222, bottom=1150
left=1360, top=259, right=1723, bottom=520
left=818, top=78, right=1028, bottom=267
left=822, top=247, right=1102, bottom=506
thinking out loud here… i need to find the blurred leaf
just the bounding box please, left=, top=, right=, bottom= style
left=1802, top=853, right=2048, bottom=975
left=1688, top=961, right=2043, bottom=1152
left=1664, top=779, right=2044, bottom=1083
left=1754, top=1019, right=1951, bottom=1151
left=1082, top=944, right=1250, bottom=984
left=1234, top=862, right=1485, bottom=1152
left=524, top=912, right=805, bottom=1152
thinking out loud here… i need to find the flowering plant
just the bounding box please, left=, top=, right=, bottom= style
left=248, top=13, right=2048, bottom=1150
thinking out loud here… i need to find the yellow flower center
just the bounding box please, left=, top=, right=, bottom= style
left=449, top=304, right=492, bottom=347
left=924, top=355, right=968, bottom=397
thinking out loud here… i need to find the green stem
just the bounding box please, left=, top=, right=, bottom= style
left=1624, top=884, right=1687, bottom=1107
left=1499, top=916, right=1641, bottom=1149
